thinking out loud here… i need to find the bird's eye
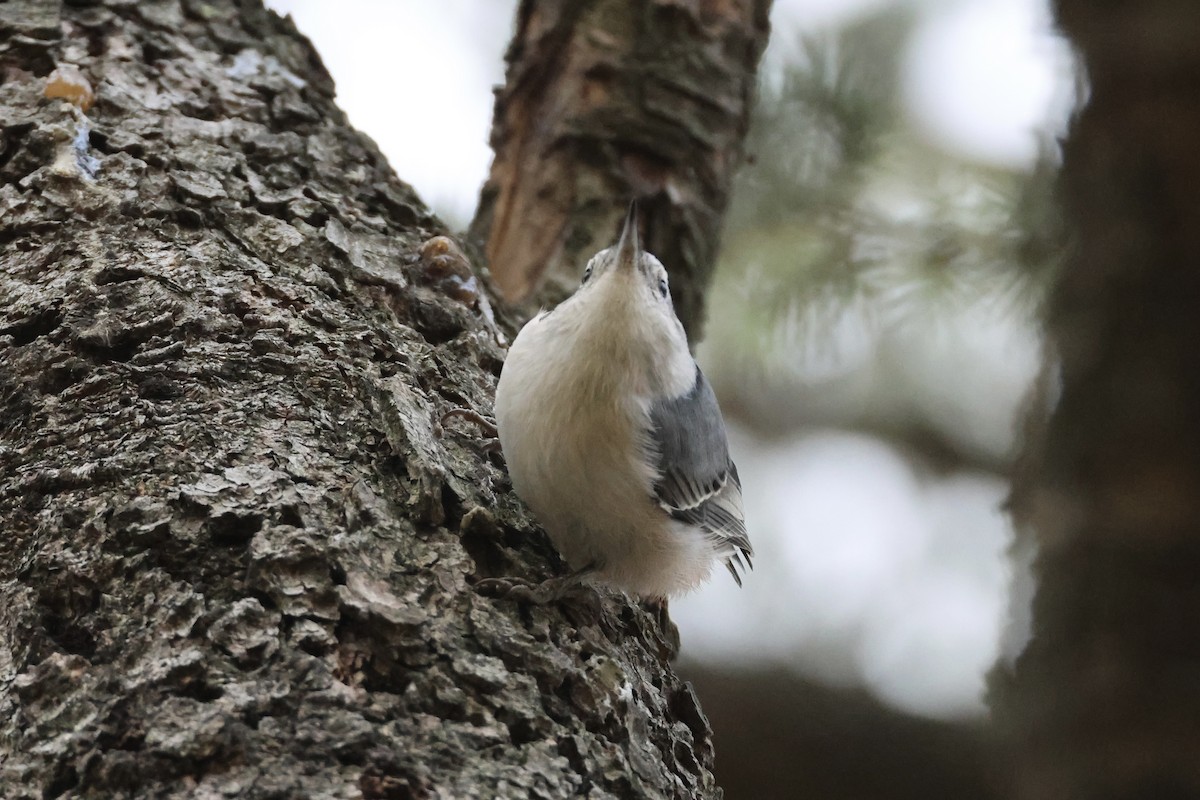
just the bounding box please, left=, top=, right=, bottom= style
left=658, top=278, right=669, bottom=299
left=582, top=265, right=593, bottom=285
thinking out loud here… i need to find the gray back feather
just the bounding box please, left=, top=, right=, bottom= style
left=647, top=366, right=752, bottom=582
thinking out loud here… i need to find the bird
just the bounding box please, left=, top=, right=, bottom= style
left=492, top=203, right=752, bottom=600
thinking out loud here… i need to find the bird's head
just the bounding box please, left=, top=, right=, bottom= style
left=577, top=203, right=678, bottom=324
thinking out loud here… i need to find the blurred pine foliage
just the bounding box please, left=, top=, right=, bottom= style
left=706, top=4, right=1071, bottom=470
left=718, top=5, right=1065, bottom=366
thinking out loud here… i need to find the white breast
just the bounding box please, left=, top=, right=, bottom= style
left=494, top=294, right=719, bottom=598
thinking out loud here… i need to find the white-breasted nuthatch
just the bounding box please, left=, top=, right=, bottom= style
left=494, top=204, right=752, bottom=599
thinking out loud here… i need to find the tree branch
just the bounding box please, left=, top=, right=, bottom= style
left=471, top=0, right=772, bottom=341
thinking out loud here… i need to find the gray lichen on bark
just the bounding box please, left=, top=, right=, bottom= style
left=0, top=2, right=720, bottom=797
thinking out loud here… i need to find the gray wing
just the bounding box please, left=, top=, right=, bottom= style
left=647, top=366, right=753, bottom=586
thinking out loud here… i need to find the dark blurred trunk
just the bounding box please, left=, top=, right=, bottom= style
left=685, top=665, right=1002, bottom=800
left=998, top=2, right=1200, bottom=797
left=0, top=2, right=721, bottom=797
left=470, top=0, right=772, bottom=341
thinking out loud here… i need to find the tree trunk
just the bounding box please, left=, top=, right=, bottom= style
left=998, top=2, right=1200, bottom=797
left=0, top=2, right=720, bottom=797
left=686, top=665, right=1001, bottom=800
left=469, top=0, right=772, bottom=341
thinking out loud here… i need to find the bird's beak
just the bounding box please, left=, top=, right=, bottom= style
left=615, top=201, right=640, bottom=272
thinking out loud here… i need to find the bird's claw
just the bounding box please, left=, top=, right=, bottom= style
left=475, top=574, right=602, bottom=608
left=642, top=598, right=680, bottom=660
left=440, top=407, right=498, bottom=438
left=439, top=407, right=502, bottom=456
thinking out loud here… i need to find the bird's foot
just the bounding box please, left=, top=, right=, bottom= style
left=641, top=597, right=681, bottom=661
left=439, top=407, right=501, bottom=453
left=474, top=562, right=601, bottom=607
left=474, top=575, right=592, bottom=605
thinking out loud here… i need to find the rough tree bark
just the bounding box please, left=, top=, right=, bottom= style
left=0, top=2, right=721, bottom=797
left=998, top=2, right=1200, bottom=797
left=469, top=0, right=772, bottom=340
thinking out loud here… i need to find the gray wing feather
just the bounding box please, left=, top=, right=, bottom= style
left=647, top=366, right=753, bottom=585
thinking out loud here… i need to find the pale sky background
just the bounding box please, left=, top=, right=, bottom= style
left=266, top=0, right=1074, bottom=719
